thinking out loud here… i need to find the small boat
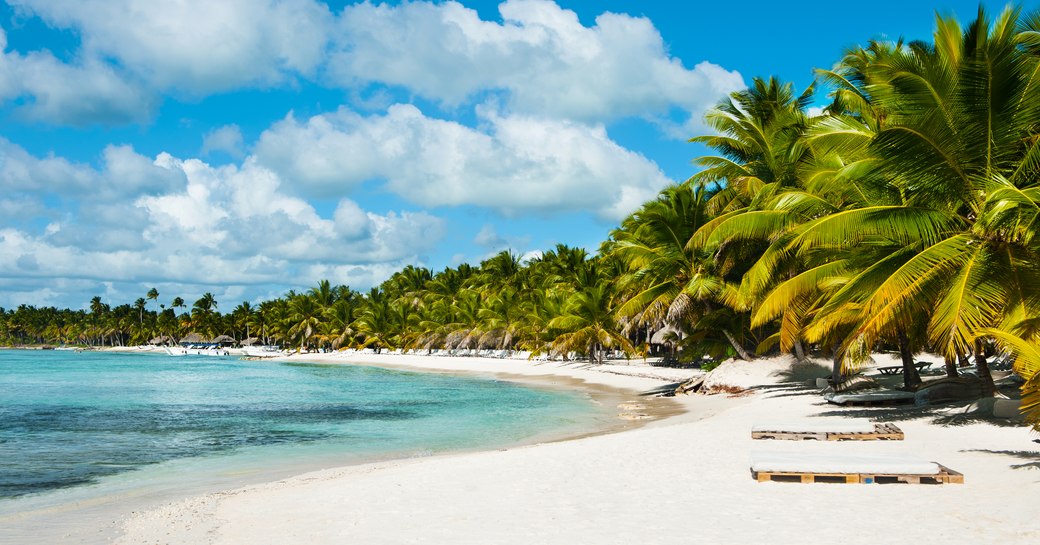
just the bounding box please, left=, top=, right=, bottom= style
left=241, top=345, right=288, bottom=358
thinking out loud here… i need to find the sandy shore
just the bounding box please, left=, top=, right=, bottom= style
left=116, top=353, right=1040, bottom=544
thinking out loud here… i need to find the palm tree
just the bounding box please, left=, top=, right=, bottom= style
left=477, top=250, right=523, bottom=289
left=324, top=296, right=359, bottom=349
left=287, top=293, right=322, bottom=351
left=778, top=7, right=1040, bottom=394
left=608, top=185, right=749, bottom=360
left=133, top=297, right=147, bottom=340
left=549, top=284, right=634, bottom=363
left=478, top=286, right=525, bottom=350
left=192, top=293, right=218, bottom=337
left=309, top=280, right=336, bottom=310
left=383, top=265, right=433, bottom=309
left=688, top=76, right=814, bottom=215
left=354, top=289, right=395, bottom=352
left=89, top=296, right=108, bottom=346
left=442, top=289, right=485, bottom=351
left=231, top=302, right=254, bottom=340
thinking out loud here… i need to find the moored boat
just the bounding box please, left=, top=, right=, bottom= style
left=241, top=345, right=287, bottom=358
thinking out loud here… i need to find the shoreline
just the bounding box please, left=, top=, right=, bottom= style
left=271, top=350, right=706, bottom=423
left=116, top=353, right=1040, bottom=544
left=2, top=349, right=710, bottom=544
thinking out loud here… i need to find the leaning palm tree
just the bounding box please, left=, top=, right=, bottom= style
left=792, top=7, right=1040, bottom=394
left=712, top=8, right=1040, bottom=397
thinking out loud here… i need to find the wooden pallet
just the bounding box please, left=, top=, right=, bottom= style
left=752, top=464, right=963, bottom=485
left=752, top=423, right=904, bottom=441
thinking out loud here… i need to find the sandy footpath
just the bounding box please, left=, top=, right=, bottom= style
left=116, top=353, right=1040, bottom=545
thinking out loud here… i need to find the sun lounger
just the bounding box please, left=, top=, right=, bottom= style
left=877, top=362, right=934, bottom=375
left=824, top=390, right=916, bottom=406
left=751, top=419, right=904, bottom=441
left=750, top=451, right=963, bottom=484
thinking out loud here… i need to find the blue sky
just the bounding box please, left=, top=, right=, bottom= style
left=0, top=0, right=1004, bottom=310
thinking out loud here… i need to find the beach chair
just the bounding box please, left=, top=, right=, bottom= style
left=751, top=419, right=904, bottom=441
left=750, top=451, right=963, bottom=484
left=877, top=361, right=935, bottom=375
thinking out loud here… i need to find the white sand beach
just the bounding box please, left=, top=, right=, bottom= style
left=116, top=353, right=1040, bottom=544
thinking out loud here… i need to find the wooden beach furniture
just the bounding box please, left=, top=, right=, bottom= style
left=751, top=419, right=904, bottom=441
left=824, top=390, right=916, bottom=407
left=750, top=451, right=963, bottom=484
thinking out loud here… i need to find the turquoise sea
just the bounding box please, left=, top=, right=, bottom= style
left=0, top=349, right=614, bottom=543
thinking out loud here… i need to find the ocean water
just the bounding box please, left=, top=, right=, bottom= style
left=0, top=349, right=613, bottom=542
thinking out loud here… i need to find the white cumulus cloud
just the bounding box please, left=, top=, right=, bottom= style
left=10, top=0, right=333, bottom=95
left=0, top=138, right=186, bottom=199
left=201, top=125, right=246, bottom=159
left=331, top=0, right=744, bottom=129
left=0, top=140, right=447, bottom=307
left=254, top=104, right=671, bottom=219
left=0, top=27, right=152, bottom=124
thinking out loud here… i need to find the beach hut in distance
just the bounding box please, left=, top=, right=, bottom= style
left=148, top=335, right=175, bottom=346
left=180, top=333, right=205, bottom=344
left=650, top=325, right=683, bottom=360
left=240, top=337, right=260, bottom=346
left=211, top=335, right=237, bottom=347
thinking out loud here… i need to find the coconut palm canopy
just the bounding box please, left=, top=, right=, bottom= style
left=3, top=7, right=1039, bottom=430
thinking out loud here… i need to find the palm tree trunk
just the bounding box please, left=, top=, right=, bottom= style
left=896, top=328, right=921, bottom=389
left=831, top=342, right=843, bottom=385
left=794, top=340, right=807, bottom=362
left=958, top=351, right=971, bottom=370
left=974, top=341, right=996, bottom=398
left=722, top=330, right=753, bottom=360
left=944, top=353, right=959, bottom=378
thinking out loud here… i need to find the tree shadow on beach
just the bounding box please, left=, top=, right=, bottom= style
left=813, top=405, right=939, bottom=423
left=929, top=412, right=1024, bottom=428
left=961, top=449, right=1040, bottom=470
left=812, top=400, right=1026, bottom=428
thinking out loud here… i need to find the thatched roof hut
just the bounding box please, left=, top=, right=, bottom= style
left=650, top=325, right=683, bottom=345
left=240, top=337, right=260, bottom=346
left=149, top=335, right=175, bottom=345
left=211, top=334, right=236, bottom=346
left=180, top=332, right=205, bottom=344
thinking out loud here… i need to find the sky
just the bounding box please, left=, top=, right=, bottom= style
left=0, top=0, right=1007, bottom=310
